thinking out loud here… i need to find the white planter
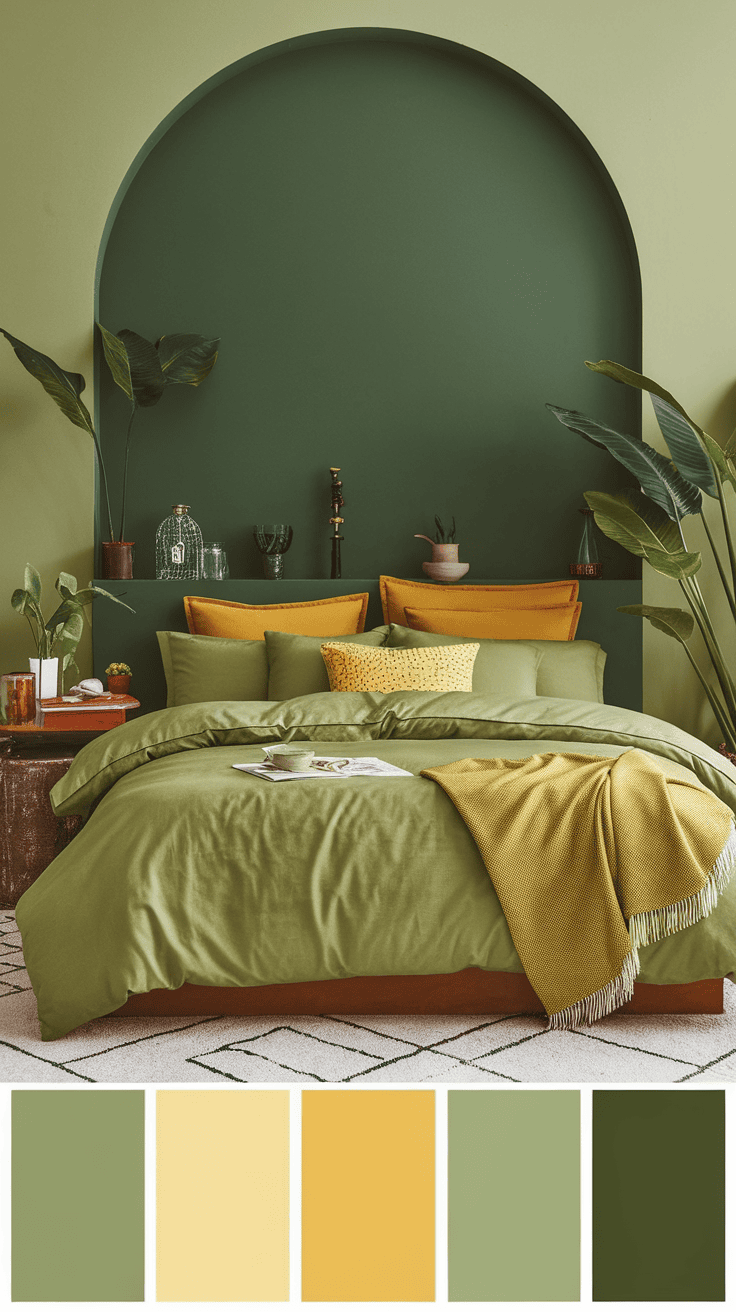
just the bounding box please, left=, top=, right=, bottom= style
left=29, top=657, right=59, bottom=700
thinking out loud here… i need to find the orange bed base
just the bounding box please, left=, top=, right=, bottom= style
left=112, top=968, right=723, bottom=1018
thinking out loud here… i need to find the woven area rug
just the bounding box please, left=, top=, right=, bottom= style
left=2, top=912, right=734, bottom=1083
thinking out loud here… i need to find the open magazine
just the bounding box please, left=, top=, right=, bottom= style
left=232, top=756, right=413, bottom=783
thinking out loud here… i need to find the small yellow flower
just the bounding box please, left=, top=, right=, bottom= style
left=105, top=662, right=132, bottom=676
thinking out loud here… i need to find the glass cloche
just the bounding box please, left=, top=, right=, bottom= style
left=155, top=504, right=204, bottom=580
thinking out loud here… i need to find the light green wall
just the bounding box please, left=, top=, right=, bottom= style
left=2, top=0, right=735, bottom=738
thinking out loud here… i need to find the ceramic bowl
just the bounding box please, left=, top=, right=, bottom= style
left=421, top=561, right=470, bottom=582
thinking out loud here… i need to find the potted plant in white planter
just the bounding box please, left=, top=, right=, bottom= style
left=11, top=564, right=133, bottom=698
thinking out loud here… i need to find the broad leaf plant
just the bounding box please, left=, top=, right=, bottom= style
left=2, top=326, right=219, bottom=542
left=548, top=361, right=736, bottom=751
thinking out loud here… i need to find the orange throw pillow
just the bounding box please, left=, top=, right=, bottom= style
left=379, top=576, right=579, bottom=626
left=404, top=603, right=581, bottom=641
left=184, top=593, right=369, bottom=641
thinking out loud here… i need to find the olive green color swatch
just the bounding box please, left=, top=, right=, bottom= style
left=12, top=1090, right=144, bottom=1302
left=448, top=1089, right=580, bottom=1301
left=592, top=1090, right=725, bottom=1302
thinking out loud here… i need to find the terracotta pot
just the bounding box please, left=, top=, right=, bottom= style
left=100, top=541, right=134, bottom=579
left=107, top=674, right=131, bottom=695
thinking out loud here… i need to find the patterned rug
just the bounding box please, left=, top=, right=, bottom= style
left=2, top=912, right=734, bottom=1083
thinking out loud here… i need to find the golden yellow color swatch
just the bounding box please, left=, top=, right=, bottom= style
left=157, top=1090, right=289, bottom=1302
left=302, top=1090, right=435, bottom=1302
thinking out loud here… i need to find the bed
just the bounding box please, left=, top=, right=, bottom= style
left=15, top=687, right=736, bottom=1041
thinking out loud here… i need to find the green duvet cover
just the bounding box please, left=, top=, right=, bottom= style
left=15, top=691, right=736, bottom=1040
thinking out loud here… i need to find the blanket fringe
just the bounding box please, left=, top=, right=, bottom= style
left=547, top=819, right=736, bottom=1029
left=628, top=820, right=736, bottom=950
left=546, top=946, right=639, bottom=1030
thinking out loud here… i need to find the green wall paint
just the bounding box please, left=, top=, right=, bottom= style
left=593, top=1090, right=725, bottom=1303
left=3, top=3, right=735, bottom=740
left=97, top=30, right=641, bottom=583
left=448, top=1089, right=580, bottom=1301
left=11, top=1089, right=145, bottom=1302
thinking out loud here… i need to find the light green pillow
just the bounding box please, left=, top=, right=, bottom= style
left=384, top=624, right=541, bottom=698
left=387, top=624, right=606, bottom=702
left=265, top=627, right=390, bottom=700
left=157, top=631, right=269, bottom=706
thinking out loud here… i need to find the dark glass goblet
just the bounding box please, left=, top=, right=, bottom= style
left=253, top=524, right=293, bottom=579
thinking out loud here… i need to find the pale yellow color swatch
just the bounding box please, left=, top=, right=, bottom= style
left=156, top=1090, right=289, bottom=1302
left=302, top=1090, right=435, bottom=1302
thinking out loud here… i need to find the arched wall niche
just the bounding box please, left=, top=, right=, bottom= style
left=96, top=27, right=642, bottom=581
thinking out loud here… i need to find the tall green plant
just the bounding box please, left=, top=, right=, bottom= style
left=97, top=326, right=219, bottom=540
left=547, top=361, right=736, bottom=750
left=2, top=326, right=219, bottom=542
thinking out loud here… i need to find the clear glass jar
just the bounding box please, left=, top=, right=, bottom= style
left=202, top=541, right=229, bottom=581
left=155, top=505, right=204, bottom=580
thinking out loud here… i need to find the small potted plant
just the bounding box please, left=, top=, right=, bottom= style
left=414, top=516, right=469, bottom=581
left=105, top=662, right=132, bottom=694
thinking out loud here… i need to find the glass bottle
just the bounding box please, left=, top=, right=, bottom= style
left=570, top=507, right=602, bottom=578
left=155, top=504, right=204, bottom=580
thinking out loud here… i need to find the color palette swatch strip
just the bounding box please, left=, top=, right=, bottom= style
left=8, top=1087, right=727, bottom=1303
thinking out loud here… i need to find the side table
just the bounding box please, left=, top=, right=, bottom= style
left=0, top=695, right=140, bottom=907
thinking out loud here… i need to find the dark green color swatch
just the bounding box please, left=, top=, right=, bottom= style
left=593, top=1090, right=725, bottom=1302
left=448, top=1089, right=580, bottom=1301
left=12, top=1090, right=144, bottom=1302
left=97, top=28, right=640, bottom=583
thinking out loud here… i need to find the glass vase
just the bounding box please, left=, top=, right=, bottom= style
left=570, top=508, right=602, bottom=578
left=156, top=505, right=204, bottom=580
left=253, top=524, right=293, bottom=579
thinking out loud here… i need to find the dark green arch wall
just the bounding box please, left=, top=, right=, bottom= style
left=97, top=28, right=641, bottom=581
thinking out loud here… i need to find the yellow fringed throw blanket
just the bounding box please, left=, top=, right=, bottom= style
left=421, top=750, right=736, bottom=1027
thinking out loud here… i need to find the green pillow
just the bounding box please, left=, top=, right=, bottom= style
left=157, top=631, right=269, bottom=706
left=387, top=624, right=605, bottom=702
left=265, top=627, right=390, bottom=700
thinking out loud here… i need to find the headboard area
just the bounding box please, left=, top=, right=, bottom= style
left=93, top=29, right=643, bottom=715
left=92, top=578, right=642, bottom=716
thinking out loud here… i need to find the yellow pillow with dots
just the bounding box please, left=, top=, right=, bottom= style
left=320, top=640, right=479, bottom=693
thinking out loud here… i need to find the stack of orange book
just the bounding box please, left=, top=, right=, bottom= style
left=38, top=696, right=135, bottom=731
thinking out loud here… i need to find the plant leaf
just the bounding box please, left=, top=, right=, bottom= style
left=56, top=571, right=77, bottom=597
left=23, top=563, right=42, bottom=605
left=702, top=432, right=736, bottom=491
left=11, top=588, right=34, bottom=617
left=116, top=329, right=165, bottom=408
left=585, top=359, right=736, bottom=461
left=156, top=334, right=220, bottom=385
left=1, top=329, right=95, bottom=437
left=644, top=546, right=702, bottom=580
left=87, top=583, right=135, bottom=612
left=584, top=489, right=681, bottom=559
left=547, top=403, right=702, bottom=520
left=97, top=322, right=134, bottom=402
left=618, top=604, right=695, bottom=643
left=649, top=394, right=717, bottom=496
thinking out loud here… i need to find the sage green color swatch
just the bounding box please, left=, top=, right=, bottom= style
left=448, top=1089, right=580, bottom=1301
left=593, top=1090, right=725, bottom=1302
left=12, top=1090, right=144, bottom=1302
